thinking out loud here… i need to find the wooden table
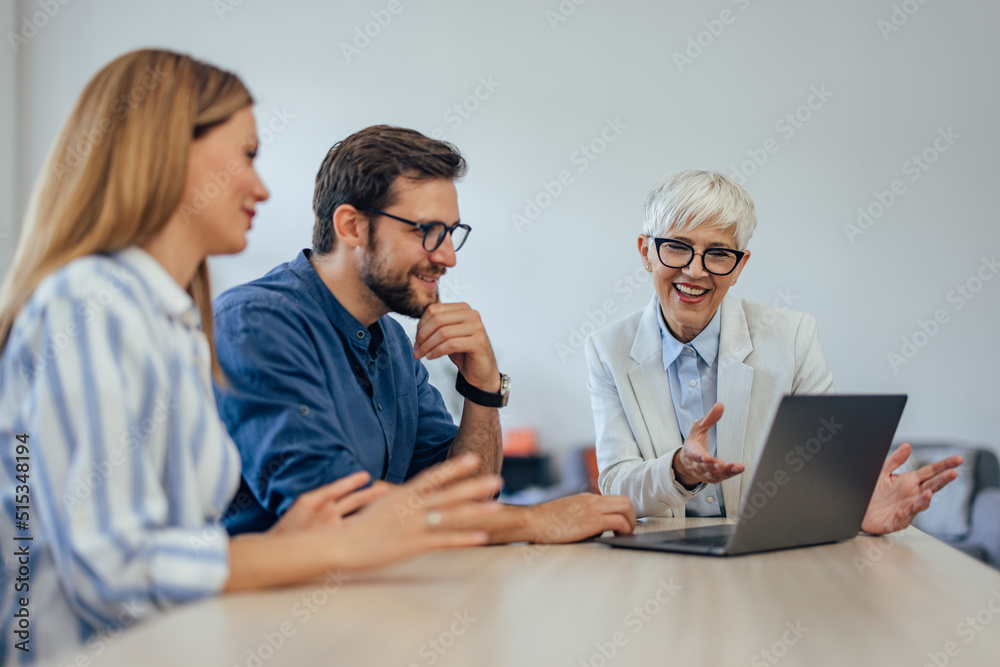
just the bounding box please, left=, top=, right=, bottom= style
left=45, top=519, right=1000, bottom=666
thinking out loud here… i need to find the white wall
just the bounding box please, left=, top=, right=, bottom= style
left=0, top=0, right=17, bottom=272
left=8, top=0, right=1000, bottom=461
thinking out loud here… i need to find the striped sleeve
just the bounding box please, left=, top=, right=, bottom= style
left=28, top=272, right=230, bottom=628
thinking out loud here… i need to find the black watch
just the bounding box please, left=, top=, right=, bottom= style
left=455, top=371, right=510, bottom=408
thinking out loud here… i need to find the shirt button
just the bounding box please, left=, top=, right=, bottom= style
left=356, top=330, right=365, bottom=339
left=377, top=403, right=383, bottom=410
left=706, top=496, right=714, bottom=503
left=688, top=379, right=697, bottom=387
left=299, top=405, right=310, bottom=416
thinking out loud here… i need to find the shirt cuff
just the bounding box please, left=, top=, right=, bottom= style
left=672, top=478, right=706, bottom=498
left=146, top=522, right=231, bottom=605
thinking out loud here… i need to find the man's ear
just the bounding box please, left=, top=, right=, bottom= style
left=332, top=205, right=369, bottom=250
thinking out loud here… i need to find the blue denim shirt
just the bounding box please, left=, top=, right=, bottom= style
left=213, top=250, right=457, bottom=534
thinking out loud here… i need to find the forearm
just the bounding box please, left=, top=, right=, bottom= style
left=457, top=495, right=637, bottom=544
left=455, top=503, right=534, bottom=544
left=601, top=454, right=697, bottom=518
left=225, top=531, right=339, bottom=592
left=448, top=400, right=502, bottom=477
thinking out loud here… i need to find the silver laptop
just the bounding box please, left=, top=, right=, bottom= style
left=595, top=394, right=907, bottom=556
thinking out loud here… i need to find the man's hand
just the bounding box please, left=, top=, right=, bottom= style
left=414, top=302, right=499, bottom=392
left=521, top=493, right=637, bottom=543
left=861, top=442, right=963, bottom=534
left=671, top=402, right=745, bottom=488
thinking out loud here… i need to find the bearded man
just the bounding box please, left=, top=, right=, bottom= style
left=213, top=125, right=635, bottom=543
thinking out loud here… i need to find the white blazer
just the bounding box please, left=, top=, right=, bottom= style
left=585, top=295, right=834, bottom=518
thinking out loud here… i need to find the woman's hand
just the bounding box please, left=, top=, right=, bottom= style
left=861, top=443, right=962, bottom=534
left=672, top=402, right=745, bottom=488
left=270, top=471, right=390, bottom=534
left=319, top=454, right=503, bottom=572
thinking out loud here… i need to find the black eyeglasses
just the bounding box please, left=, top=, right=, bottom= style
left=357, top=206, right=471, bottom=252
left=650, top=237, right=745, bottom=276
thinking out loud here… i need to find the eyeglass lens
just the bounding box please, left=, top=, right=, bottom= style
left=658, top=241, right=739, bottom=275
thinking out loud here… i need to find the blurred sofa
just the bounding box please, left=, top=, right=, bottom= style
left=893, top=443, right=1000, bottom=568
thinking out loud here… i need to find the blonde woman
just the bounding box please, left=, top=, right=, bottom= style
left=0, top=49, right=500, bottom=663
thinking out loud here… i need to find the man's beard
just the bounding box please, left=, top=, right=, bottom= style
left=360, top=242, right=443, bottom=319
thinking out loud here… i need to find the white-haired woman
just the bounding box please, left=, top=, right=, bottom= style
left=0, top=49, right=499, bottom=664
left=586, top=169, right=961, bottom=530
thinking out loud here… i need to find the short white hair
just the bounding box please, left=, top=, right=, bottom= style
left=643, top=170, right=757, bottom=250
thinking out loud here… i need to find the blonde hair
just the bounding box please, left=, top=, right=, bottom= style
left=0, top=49, right=253, bottom=381
left=643, top=170, right=757, bottom=250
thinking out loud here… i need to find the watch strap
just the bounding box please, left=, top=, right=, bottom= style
left=455, top=371, right=509, bottom=408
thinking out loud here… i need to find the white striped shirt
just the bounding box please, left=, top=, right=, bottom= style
left=0, top=247, right=240, bottom=664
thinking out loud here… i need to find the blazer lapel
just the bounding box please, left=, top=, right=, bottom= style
left=627, top=298, right=683, bottom=461
left=717, top=297, right=754, bottom=514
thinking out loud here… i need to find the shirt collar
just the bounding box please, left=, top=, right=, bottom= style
left=116, top=246, right=200, bottom=328
left=289, top=249, right=385, bottom=354
left=657, top=305, right=722, bottom=371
